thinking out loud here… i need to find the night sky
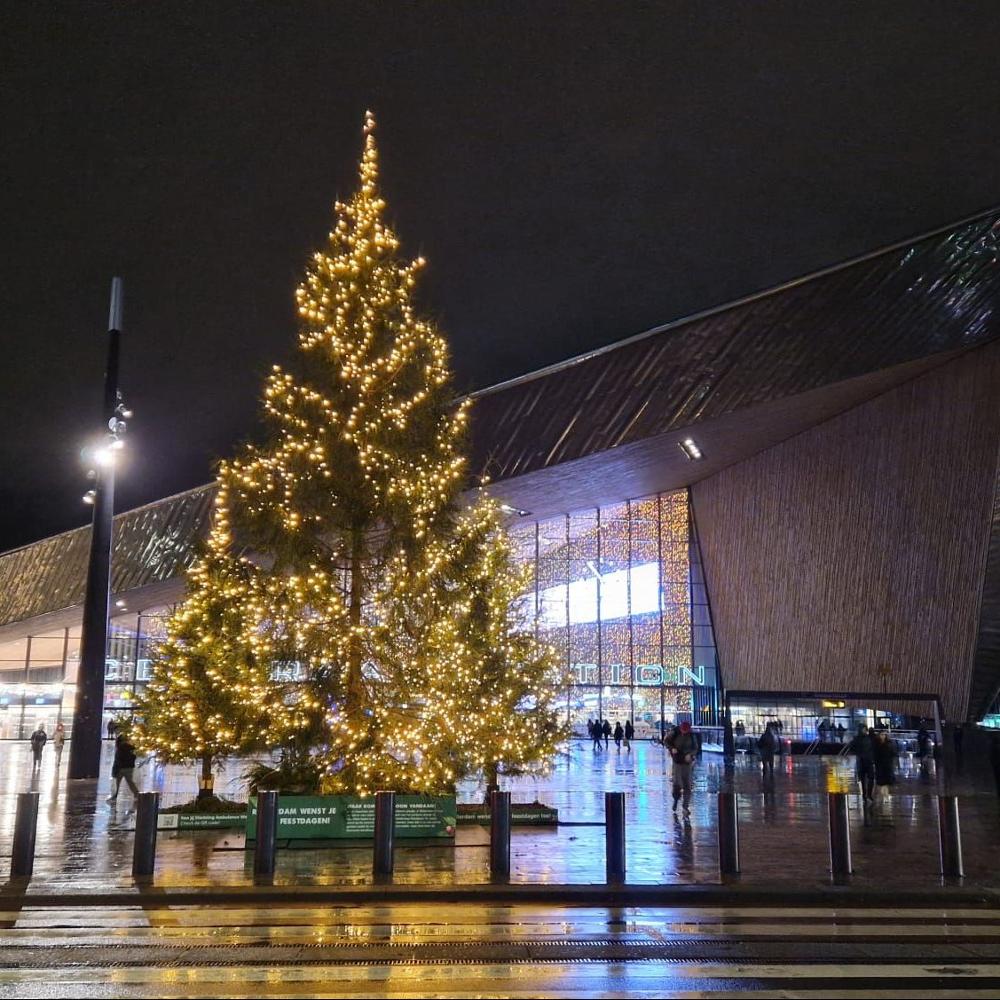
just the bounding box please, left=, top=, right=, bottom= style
left=2, top=3, right=999, bottom=551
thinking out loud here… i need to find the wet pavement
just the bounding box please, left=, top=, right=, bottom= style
left=0, top=738, right=998, bottom=891
left=1, top=899, right=999, bottom=997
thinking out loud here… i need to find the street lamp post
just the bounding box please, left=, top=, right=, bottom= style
left=68, top=278, right=128, bottom=780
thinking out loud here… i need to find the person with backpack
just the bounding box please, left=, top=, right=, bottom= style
left=623, top=719, right=634, bottom=752
left=29, top=724, right=47, bottom=769
left=666, top=721, right=698, bottom=817
left=758, top=722, right=778, bottom=781
left=873, top=729, right=898, bottom=805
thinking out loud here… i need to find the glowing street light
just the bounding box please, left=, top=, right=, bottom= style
left=69, top=277, right=132, bottom=781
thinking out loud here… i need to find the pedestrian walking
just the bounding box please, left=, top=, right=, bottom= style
left=849, top=725, right=876, bottom=801
left=623, top=719, right=634, bottom=752
left=953, top=724, right=964, bottom=758
left=107, top=719, right=117, bottom=741
left=592, top=718, right=603, bottom=752
left=53, top=722, right=66, bottom=765
left=666, top=721, right=698, bottom=817
left=602, top=718, right=611, bottom=749
left=836, top=723, right=846, bottom=743
left=758, top=723, right=777, bottom=781
left=107, top=733, right=140, bottom=802
left=873, top=730, right=898, bottom=805
left=29, top=724, right=47, bottom=769
left=613, top=721, right=624, bottom=751
left=916, top=725, right=932, bottom=761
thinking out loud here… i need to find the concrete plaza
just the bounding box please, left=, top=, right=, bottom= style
left=0, top=737, right=997, bottom=894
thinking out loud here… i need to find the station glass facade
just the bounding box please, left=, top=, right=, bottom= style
left=0, top=611, right=170, bottom=740
left=0, top=488, right=721, bottom=742
left=509, top=490, right=720, bottom=738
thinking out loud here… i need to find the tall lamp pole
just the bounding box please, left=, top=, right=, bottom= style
left=68, top=278, right=129, bottom=780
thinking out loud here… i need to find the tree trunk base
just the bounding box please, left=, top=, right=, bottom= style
left=198, top=768, right=215, bottom=800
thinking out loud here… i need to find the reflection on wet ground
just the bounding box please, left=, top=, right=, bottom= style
left=0, top=739, right=997, bottom=890
left=6, top=899, right=1000, bottom=997
left=3, top=899, right=1000, bottom=997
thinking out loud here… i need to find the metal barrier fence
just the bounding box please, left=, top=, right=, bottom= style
left=4, top=786, right=970, bottom=887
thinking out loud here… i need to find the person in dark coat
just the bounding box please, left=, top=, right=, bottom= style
left=29, top=725, right=47, bottom=769
left=917, top=726, right=932, bottom=760
left=623, top=719, right=634, bottom=751
left=602, top=718, right=611, bottom=749
left=758, top=723, right=778, bottom=781
left=836, top=723, right=846, bottom=743
left=591, top=718, right=603, bottom=752
left=872, top=730, right=898, bottom=804
left=666, top=721, right=698, bottom=816
left=613, top=721, right=624, bottom=751
left=107, top=734, right=140, bottom=802
left=849, top=725, right=876, bottom=801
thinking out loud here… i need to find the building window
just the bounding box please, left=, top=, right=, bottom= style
left=511, top=490, right=719, bottom=737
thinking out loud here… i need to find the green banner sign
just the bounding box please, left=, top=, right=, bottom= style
left=246, top=794, right=457, bottom=840
left=158, top=812, right=247, bottom=831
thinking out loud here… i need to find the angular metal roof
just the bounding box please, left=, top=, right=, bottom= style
left=0, top=484, right=214, bottom=630
left=469, top=209, right=1000, bottom=482
left=2, top=209, right=999, bottom=634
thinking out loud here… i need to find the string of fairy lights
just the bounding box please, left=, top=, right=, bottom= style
left=134, top=113, right=566, bottom=794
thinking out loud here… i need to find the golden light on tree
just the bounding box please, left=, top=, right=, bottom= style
left=138, top=113, right=565, bottom=796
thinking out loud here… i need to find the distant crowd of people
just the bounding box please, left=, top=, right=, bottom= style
left=586, top=717, right=634, bottom=752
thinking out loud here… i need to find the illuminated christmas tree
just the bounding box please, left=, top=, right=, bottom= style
left=365, top=496, right=567, bottom=793
left=140, top=113, right=565, bottom=795
left=132, top=543, right=275, bottom=798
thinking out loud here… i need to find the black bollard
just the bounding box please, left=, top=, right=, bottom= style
left=827, top=791, right=852, bottom=876
left=10, top=792, right=39, bottom=879
left=718, top=791, right=740, bottom=875
left=373, top=790, right=395, bottom=879
left=605, top=791, right=626, bottom=883
left=489, top=790, right=511, bottom=880
left=132, top=792, right=160, bottom=879
left=722, top=716, right=736, bottom=760
left=253, top=790, right=279, bottom=878
left=937, top=795, right=964, bottom=878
